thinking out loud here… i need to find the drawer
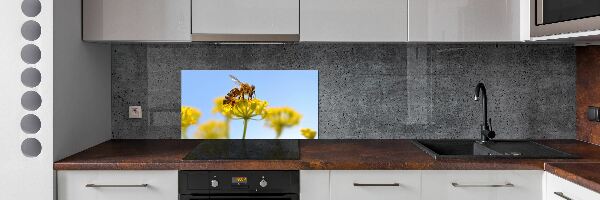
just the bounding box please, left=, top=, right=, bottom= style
left=330, top=170, right=421, bottom=200
left=57, top=170, right=178, bottom=200
left=545, top=172, right=600, bottom=200
left=421, top=170, right=543, bottom=200
left=300, top=170, right=330, bottom=200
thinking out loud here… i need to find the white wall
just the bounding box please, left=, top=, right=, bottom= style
left=53, top=0, right=111, bottom=161
left=0, top=0, right=54, bottom=199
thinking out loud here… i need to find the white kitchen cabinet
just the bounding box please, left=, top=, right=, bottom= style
left=421, top=170, right=543, bottom=200
left=191, top=0, right=299, bottom=41
left=409, top=0, right=529, bottom=42
left=545, top=172, right=600, bottom=200
left=57, top=170, right=178, bottom=200
left=301, top=170, right=330, bottom=200
left=82, top=0, right=191, bottom=41
left=330, top=170, right=421, bottom=200
left=300, top=0, right=408, bottom=42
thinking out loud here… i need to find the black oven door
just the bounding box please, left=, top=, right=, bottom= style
left=180, top=194, right=299, bottom=200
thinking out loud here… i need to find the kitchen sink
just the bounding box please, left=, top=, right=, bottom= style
left=412, top=140, right=577, bottom=160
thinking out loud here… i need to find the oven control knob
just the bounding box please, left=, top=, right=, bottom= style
left=259, top=179, right=268, bottom=188
left=211, top=180, right=219, bottom=188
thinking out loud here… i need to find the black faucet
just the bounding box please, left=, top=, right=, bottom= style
left=474, top=83, right=495, bottom=142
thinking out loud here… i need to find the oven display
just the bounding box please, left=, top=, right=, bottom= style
left=232, top=177, right=248, bottom=185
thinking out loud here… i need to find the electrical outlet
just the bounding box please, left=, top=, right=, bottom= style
left=129, top=106, right=142, bottom=119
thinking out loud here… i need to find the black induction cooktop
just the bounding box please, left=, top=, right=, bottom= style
left=183, top=140, right=300, bottom=160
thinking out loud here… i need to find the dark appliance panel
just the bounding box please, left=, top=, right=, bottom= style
left=179, top=171, right=299, bottom=200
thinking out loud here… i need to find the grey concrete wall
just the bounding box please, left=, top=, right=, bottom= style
left=112, top=43, right=576, bottom=139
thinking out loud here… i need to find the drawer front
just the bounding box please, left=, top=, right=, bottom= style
left=300, top=170, right=330, bottom=200
left=57, top=170, right=178, bottom=200
left=330, top=170, right=420, bottom=200
left=546, top=172, right=600, bottom=200
left=421, top=170, right=543, bottom=200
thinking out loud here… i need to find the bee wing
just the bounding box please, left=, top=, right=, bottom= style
left=229, top=75, right=243, bottom=85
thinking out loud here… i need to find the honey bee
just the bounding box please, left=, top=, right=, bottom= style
left=229, top=75, right=255, bottom=99
left=223, top=87, right=241, bottom=106
left=223, top=75, right=256, bottom=106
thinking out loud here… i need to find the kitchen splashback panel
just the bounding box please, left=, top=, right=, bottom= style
left=112, top=43, right=576, bottom=139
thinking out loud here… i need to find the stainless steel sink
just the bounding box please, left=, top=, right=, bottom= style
left=412, top=140, right=577, bottom=160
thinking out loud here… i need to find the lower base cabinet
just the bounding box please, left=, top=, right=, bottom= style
left=57, top=170, right=178, bottom=200
left=330, top=170, right=421, bottom=200
left=421, top=170, right=543, bottom=200
left=545, top=172, right=600, bottom=200
left=300, top=170, right=545, bottom=200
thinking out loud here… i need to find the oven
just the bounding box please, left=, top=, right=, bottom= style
left=532, top=0, right=600, bottom=37
left=179, top=171, right=299, bottom=200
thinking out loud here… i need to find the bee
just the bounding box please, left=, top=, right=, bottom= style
left=223, top=75, right=256, bottom=106
left=229, top=75, right=255, bottom=100
left=223, top=87, right=241, bottom=106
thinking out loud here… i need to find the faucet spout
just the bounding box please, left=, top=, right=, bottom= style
left=474, top=83, right=495, bottom=142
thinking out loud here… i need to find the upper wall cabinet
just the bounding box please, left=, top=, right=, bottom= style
left=83, top=0, right=191, bottom=42
left=409, top=0, right=530, bottom=42
left=191, top=0, right=300, bottom=42
left=300, top=0, right=408, bottom=42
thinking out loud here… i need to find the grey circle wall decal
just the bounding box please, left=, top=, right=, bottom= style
left=21, top=68, right=41, bottom=88
left=21, top=0, right=41, bottom=17
left=21, top=91, right=42, bottom=111
left=21, top=44, right=41, bottom=64
left=20, top=114, right=41, bottom=134
left=21, top=138, right=42, bottom=157
left=21, top=20, right=41, bottom=41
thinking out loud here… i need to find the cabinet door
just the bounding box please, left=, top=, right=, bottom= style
left=421, top=170, right=542, bottom=200
left=545, top=172, right=600, bottom=200
left=409, top=0, right=529, bottom=42
left=83, top=0, right=191, bottom=41
left=191, top=0, right=299, bottom=36
left=57, top=170, right=178, bottom=200
left=300, top=170, right=330, bottom=200
left=330, top=170, right=420, bottom=200
left=301, top=0, right=408, bottom=42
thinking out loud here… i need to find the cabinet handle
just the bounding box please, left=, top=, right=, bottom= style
left=85, top=184, right=149, bottom=188
left=353, top=183, right=400, bottom=187
left=451, top=182, right=514, bottom=187
left=553, top=192, right=573, bottom=200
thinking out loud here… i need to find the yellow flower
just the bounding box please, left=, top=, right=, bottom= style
left=181, top=106, right=201, bottom=130
left=300, top=128, right=317, bottom=139
left=212, top=97, right=233, bottom=119
left=181, top=106, right=201, bottom=139
left=193, top=120, right=229, bottom=139
left=221, top=98, right=268, bottom=139
left=222, top=98, right=268, bottom=120
left=264, top=107, right=302, bottom=138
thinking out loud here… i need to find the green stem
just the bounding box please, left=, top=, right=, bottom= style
left=242, top=118, right=249, bottom=139
left=275, top=127, right=283, bottom=139
left=225, top=118, right=231, bottom=139
left=181, top=128, right=188, bottom=139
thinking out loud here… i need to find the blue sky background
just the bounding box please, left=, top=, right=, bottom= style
left=181, top=70, right=318, bottom=139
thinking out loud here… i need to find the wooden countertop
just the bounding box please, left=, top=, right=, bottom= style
left=54, top=139, right=600, bottom=193
left=54, top=139, right=600, bottom=170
